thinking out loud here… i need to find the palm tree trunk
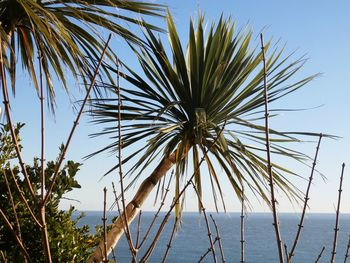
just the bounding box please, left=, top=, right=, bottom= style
left=87, top=153, right=176, bottom=263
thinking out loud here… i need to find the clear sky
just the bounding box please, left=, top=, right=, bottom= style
left=3, top=0, right=350, bottom=214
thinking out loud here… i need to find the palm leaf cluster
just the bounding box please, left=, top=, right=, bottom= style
left=0, top=0, right=164, bottom=107
left=91, top=13, right=319, bottom=213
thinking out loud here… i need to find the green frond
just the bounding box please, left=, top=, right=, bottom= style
left=0, top=0, right=165, bottom=108
left=90, top=12, right=323, bottom=213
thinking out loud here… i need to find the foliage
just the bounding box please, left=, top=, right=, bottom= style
left=0, top=122, right=23, bottom=164
left=90, top=12, right=321, bottom=215
left=0, top=0, right=165, bottom=108
left=0, top=124, right=98, bottom=262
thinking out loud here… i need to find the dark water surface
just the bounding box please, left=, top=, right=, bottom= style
left=75, top=212, right=350, bottom=262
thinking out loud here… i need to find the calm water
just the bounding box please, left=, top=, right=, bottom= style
left=75, top=212, right=350, bottom=262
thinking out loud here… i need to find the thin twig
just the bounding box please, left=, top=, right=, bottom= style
left=315, top=246, right=325, bottom=263
left=103, top=187, right=108, bottom=263
left=288, top=134, right=323, bottom=262
left=331, top=163, right=346, bottom=263
left=284, top=244, right=289, bottom=262
left=0, top=207, right=32, bottom=263
left=260, top=33, right=284, bottom=263
left=111, top=182, right=122, bottom=219
left=0, top=37, right=36, bottom=199
left=38, top=207, right=51, bottom=263
left=198, top=239, right=219, bottom=263
left=135, top=210, right=142, bottom=249
left=3, top=170, right=22, bottom=240
left=139, top=122, right=227, bottom=262
left=210, top=214, right=225, bottom=263
left=344, top=235, right=350, bottom=263
left=43, top=34, right=112, bottom=206
left=190, top=180, right=217, bottom=263
left=111, top=248, right=117, bottom=263
left=161, top=216, right=178, bottom=263
left=37, top=44, right=52, bottom=263
left=138, top=171, right=173, bottom=249
left=240, top=188, right=245, bottom=263
left=161, top=173, right=167, bottom=200
left=111, top=182, right=137, bottom=260
left=7, top=168, right=42, bottom=227
left=115, top=58, right=136, bottom=260
left=38, top=45, right=45, bottom=211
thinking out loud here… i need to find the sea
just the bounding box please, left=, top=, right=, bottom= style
left=74, top=212, right=350, bottom=263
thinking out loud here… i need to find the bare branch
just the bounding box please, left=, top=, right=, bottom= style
left=210, top=214, right=225, bottom=263
left=111, top=182, right=136, bottom=259
left=190, top=181, right=217, bottom=263
left=8, top=168, right=42, bottom=227
left=0, top=207, right=32, bottom=263
left=111, top=248, right=117, bottom=263
left=0, top=38, right=36, bottom=199
left=161, top=216, right=178, bottom=262
left=37, top=43, right=52, bottom=263
left=288, top=134, right=323, bottom=262
left=135, top=210, right=142, bottom=249
left=161, top=173, right=167, bottom=200
left=103, top=188, right=108, bottom=263
left=260, top=33, right=284, bottom=263
left=315, top=246, right=325, bottom=263
left=115, top=58, right=136, bottom=260
left=284, top=244, right=289, bottom=263
left=240, top=188, right=245, bottom=263
left=138, top=171, right=173, bottom=249
left=3, top=170, right=21, bottom=240
left=344, top=235, right=350, bottom=263
left=198, top=239, right=219, bottom=263
left=331, top=163, right=346, bottom=263
left=43, top=34, right=112, bottom=206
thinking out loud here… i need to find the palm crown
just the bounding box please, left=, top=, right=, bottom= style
left=91, top=13, right=319, bottom=213
left=0, top=0, right=164, bottom=107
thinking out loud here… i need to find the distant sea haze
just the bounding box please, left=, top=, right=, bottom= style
left=74, top=212, right=350, bottom=262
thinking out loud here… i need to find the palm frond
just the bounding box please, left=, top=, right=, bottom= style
left=90, top=12, right=324, bottom=215
left=0, top=0, right=165, bottom=108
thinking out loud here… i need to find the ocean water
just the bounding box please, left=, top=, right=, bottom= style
left=75, top=212, right=350, bottom=262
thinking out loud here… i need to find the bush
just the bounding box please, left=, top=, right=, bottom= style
left=0, top=124, right=98, bottom=262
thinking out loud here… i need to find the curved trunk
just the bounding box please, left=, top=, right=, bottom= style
left=87, top=153, right=176, bottom=263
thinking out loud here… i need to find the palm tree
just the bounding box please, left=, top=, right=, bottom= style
left=88, top=12, right=321, bottom=261
left=0, top=0, right=164, bottom=106
left=0, top=1, right=164, bottom=262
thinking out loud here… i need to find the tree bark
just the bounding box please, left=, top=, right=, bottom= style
left=87, top=153, right=176, bottom=263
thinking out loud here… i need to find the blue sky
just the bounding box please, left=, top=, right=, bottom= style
left=3, top=0, right=350, bottom=213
